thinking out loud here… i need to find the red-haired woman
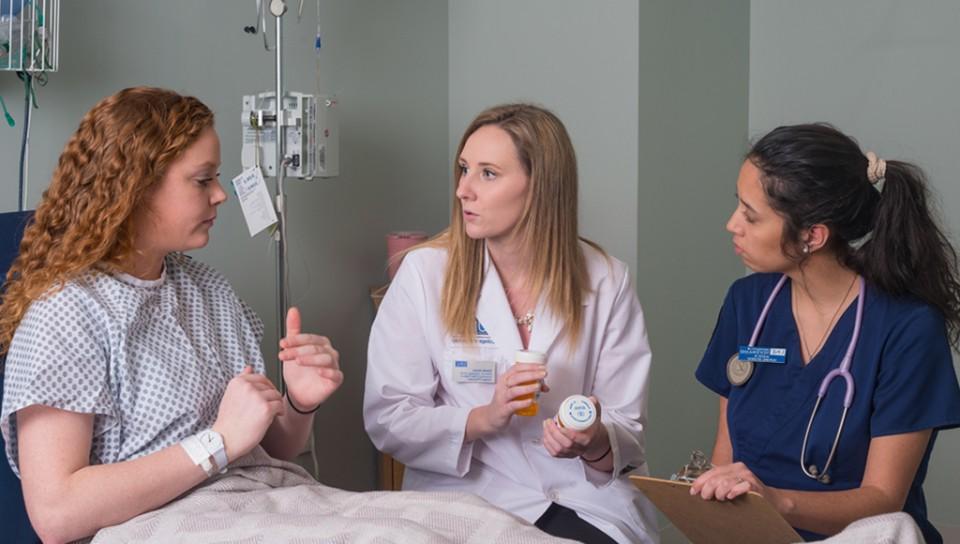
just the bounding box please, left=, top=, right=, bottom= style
left=0, top=87, right=341, bottom=542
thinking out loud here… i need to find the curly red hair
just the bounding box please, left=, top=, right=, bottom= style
left=0, top=87, right=214, bottom=357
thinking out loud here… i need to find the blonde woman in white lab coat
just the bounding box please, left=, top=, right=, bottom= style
left=364, top=104, right=659, bottom=544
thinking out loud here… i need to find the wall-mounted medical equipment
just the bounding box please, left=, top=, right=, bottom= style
left=315, top=95, right=338, bottom=177
left=1, top=0, right=60, bottom=73
left=3, top=0, right=60, bottom=212
left=241, top=91, right=338, bottom=180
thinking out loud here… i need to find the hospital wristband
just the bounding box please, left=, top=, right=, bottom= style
left=581, top=444, right=612, bottom=464
left=287, top=394, right=321, bottom=415
left=181, top=435, right=216, bottom=477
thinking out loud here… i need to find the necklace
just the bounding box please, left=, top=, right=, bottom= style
left=793, top=275, right=858, bottom=362
left=505, top=282, right=535, bottom=333
left=516, top=311, right=535, bottom=333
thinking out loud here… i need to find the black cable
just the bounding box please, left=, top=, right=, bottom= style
left=17, top=72, right=31, bottom=212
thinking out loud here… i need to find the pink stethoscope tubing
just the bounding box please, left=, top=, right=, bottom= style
left=749, top=274, right=865, bottom=484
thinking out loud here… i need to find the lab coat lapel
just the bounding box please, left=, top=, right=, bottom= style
left=528, top=252, right=601, bottom=354
left=475, top=251, right=523, bottom=354
left=528, top=297, right=563, bottom=355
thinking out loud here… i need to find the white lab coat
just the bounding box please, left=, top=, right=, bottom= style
left=364, top=243, right=659, bottom=544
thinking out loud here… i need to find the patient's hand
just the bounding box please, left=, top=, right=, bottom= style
left=213, top=366, right=285, bottom=462
left=278, top=306, right=343, bottom=412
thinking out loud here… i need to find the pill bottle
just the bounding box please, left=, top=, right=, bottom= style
left=554, top=394, right=596, bottom=431
left=513, top=350, right=546, bottom=416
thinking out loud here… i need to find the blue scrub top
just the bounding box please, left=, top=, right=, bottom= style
left=696, top=273, right=960, bottom=543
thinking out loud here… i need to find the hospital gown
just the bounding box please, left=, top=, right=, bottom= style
left=1, top=255, right=570, bottom=543
left=2, top=253, right=265, bottom=475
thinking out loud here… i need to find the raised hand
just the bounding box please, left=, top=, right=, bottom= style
left=278, top=306, right=343, bottom=412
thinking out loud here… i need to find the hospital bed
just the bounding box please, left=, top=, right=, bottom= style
left=0, top=210, right=39, bottom=543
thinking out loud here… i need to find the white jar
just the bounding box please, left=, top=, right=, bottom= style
left=554, top=394, right=596, bottom=431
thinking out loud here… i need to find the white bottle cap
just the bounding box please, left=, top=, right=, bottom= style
left=556, top=395, right=597, bottom=431
left=514, top=350, right=546, bottom=364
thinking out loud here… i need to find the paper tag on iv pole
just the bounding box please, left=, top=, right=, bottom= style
left=231, top=167, right=278, bottom=237
left=739, top=345, right=787, bottom=364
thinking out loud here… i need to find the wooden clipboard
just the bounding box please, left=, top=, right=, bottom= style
left=630, top=476, right=802, bottom=544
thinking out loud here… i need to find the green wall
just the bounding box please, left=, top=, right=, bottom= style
left=449, top=0, right=641, bottom=270
left=750, top=1, right=960, bottom=533
left=637, top=2, right=750, bottom=541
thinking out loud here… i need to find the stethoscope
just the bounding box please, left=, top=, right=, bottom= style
left=729, top=274, right=866, bottom=485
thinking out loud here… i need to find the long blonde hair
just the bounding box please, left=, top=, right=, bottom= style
left=427, top=103, right=600, bottom=345
left=0, top=87, right=214, bottom=357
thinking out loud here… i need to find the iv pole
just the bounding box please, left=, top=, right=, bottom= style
left=272, top=0, right=289, bottom=388
left=266, top=0, right=320, bottom=476
left=258, top=0, right=322, bottom=477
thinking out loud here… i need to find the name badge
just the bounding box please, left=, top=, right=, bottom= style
left=453, top=359, right=497, bottom=384
left=738, top=345, right=787, bottom=364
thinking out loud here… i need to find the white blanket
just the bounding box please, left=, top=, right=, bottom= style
left=92, top=447, right=574, bottom=543
left=811, top=512, right=926, bottom=544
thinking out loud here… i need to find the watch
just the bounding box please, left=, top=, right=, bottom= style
left=180, top=429, right=228, bottom=477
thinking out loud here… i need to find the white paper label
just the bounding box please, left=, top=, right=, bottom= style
left=231, top=166, right=278, bottom=237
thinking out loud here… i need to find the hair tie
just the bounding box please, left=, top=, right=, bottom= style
left=865, top=151, right=887, bottom=188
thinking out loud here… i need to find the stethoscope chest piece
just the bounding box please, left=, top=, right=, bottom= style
left=726, top=353, right=754, bottom=386
left=806, top=464, right=832, bottom=485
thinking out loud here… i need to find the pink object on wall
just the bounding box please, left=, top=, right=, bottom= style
left=386, top=231, right=428, bottom=280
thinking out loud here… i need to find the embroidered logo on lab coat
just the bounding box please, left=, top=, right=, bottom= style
left=475, top=320, right=494, bottom=345
left=451, top=320, right=496, bottom=346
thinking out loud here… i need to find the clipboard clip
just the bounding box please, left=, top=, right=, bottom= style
left=671, top=449, right=714, bottom=483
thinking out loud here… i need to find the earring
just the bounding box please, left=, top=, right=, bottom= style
left=802, top=244, right=810, bottom=254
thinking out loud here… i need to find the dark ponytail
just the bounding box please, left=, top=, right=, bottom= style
left=749, top=123, right=960, bottom=347
left=853, top=160, right=960, bottom=343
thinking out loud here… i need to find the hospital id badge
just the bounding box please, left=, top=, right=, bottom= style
left=729, top=346, right=787, bottom=387
left=738, top=345, right=787, bottom=364
left=453, top=359, right=497, bottom=384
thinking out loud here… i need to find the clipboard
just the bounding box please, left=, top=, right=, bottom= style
left=630, top=476, right=801, bottom=544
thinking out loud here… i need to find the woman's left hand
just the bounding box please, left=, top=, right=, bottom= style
left=278, top=307, right=343, bottom=412
left=541, top=396, right=608, bottom=460
left=690, top=461, right=768, bottom=501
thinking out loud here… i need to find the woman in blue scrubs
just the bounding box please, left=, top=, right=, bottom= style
left=692, top=124, right=960, bottom=542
